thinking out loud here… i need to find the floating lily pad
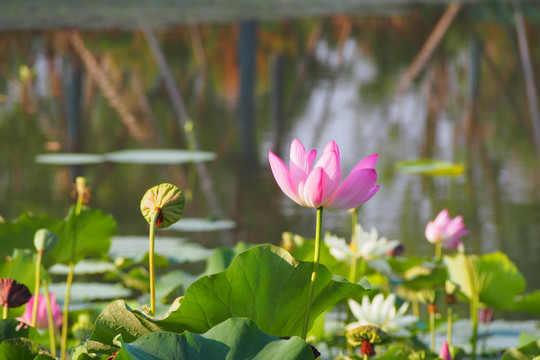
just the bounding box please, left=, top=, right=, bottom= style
left=48, top=260, right=116, bottom=275
left=35, top=153, right=104, bottom=165
left=109, top=236, right=212, bottom=263
left=103, top=149, right=216, bottom=164
left=169, top=218, right=236, bottom=232
left=49, top=282, right=131, bottom=303
left=443, top=319, right=540, bottom=354
left=395, top=159, right=464, bottom=176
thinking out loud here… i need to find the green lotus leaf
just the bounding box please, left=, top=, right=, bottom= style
left=103, top=149, right=216, bottom=165
left=509, top=290, right=540, bottom=316
left=501, top=340, right=540, bottom=360
left=0, top=319, right=41, bottom=344
left=0, top=337, right=55, bottom=360
left=43, top=206, right=117, bottom=267
left=0, top=213, right=62, bottom=258
left=400, top=261, right=447, bottom=291
left=48, top=282, right=131, bottom=303
left=113, top=318, right=314, bottom=360
left=157, top=244, right=370, bottom=337
left=88, top=245, right=370, bottom=353
left=445, top=252, right=526, bottom=310
left=140, top=183, right=185, bottom=229
left=204, top=242, right=251, bottom=275
left=0, top=249, right=50, bottom=297
left=109, top=236, right=213, bottom=264
left=168, top=218, right=235, bottom=232
left=35, top=153, right=103, bottom=165
left=86, top=300, right=165, bottom=354
left=395, top=158, right=464, bottom=176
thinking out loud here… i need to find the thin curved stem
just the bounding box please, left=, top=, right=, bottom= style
left=31, top=250, right=43, bottom=327
left=435, top=242, right=442, bottom=261
left=430, top=306, right=436, bottom=352
left=349, top=208, right=358, bottom=283
left=301, top=207, right=323, bottom=340
left=61, top=182, right=84, bottom=360
left=447, top=306, right=453, bottom=347
left=60, top=262, right=74, bottom=360
left=149, top=211, right=159, bottom=315
left=43, top=281, right=57, bottom=355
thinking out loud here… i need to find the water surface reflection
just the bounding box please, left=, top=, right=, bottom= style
left=1, top=3, right=539, bottom=294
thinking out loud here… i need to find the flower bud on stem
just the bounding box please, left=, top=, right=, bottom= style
left=429, top=302, right=437, bottom=352
left=61, top=177, right=86, bottom=360
left=148, top=211, right=159, bottom=315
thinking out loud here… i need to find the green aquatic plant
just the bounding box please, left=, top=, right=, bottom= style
left=269, top=139, right=379, bottom=339
left=31, top=228, right=57, bottom=328
left=140, top=183, right=185, bottom=316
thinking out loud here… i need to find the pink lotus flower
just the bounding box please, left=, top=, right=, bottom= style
left=439, top=340, right=452, bottom=360
left=268, top=139, right=379, bottom=211
left=425, top=209, right=469, bottom=249
left=17, top=293, right=63, bottom=330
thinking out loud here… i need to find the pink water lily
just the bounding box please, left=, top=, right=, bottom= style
left=269, top=139, right=379, bottom=211
left=17, top=293, right=63, bottom=330
left=439, top=340, right=452, bottom=360
left=425, top=209, right=469, bottom=249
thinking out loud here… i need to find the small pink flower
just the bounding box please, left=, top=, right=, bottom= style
left=425, top=209, right=469, bottom=249
left=439, top=340, right=452, bottom=360
left=17, top=293, right=63, bottom=330
left=268, top=139, right=379, bottom=211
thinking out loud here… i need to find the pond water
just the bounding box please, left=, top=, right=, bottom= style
left=1, top=1, right=540, bottom=305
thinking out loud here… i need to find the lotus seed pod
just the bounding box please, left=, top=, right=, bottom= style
left=140, top=183, right=185, bottom=228
left=345, top=324, right=388, bottom=347
left=34, top=229, right=58, bottom=252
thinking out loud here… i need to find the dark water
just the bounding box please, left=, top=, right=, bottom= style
left=1, top=2, right=540, bottom=296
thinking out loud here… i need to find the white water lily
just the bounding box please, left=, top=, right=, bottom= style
left=347, top=293, right=418, bottom=337
left=324, top=224, right=400, bottom=272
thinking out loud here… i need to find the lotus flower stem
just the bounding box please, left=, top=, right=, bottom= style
left=428, top=303, right=436, bottom=352
left=60, top=263, right=74, bottom=360
left=447, top=307, right=453, bottom=346
left=301, top=206, right=323, bottom=340
left=2, top=305, right=7, bottom=319
left=464, top=253, right=479, bottom=360
left=31, top=249, right=43, bottom=327
left=61, top=177, right=85, bottom=360
left=435, top=243, right=442, bottom=261
left=349, top=208, right=358, bottom=283
left=43, top=281, right=57, bottom=355
left=470, top=295, right=479, bottom=360
left=412, top=296, right=419, bottom=318
left=148, top=211, right=159, bottom=315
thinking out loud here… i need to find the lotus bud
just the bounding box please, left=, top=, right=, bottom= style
left=0, top=278, right=32, bottom=308
left=34, top=229, right=58, bottom=253
left=346, top=324, right=388, bottom=347
left=140, top=183, right=185, bottom=228
left=75, top=177, right=86, bottom=196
